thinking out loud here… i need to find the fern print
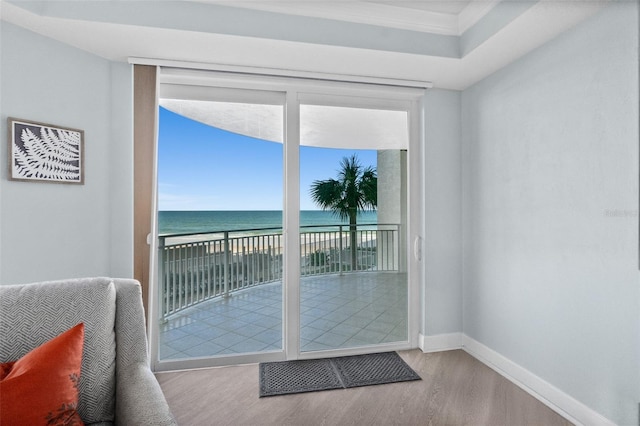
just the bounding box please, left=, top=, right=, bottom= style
left=11, top=120, right=83, bottom=183
left=45, top=402, right=83, bottom=426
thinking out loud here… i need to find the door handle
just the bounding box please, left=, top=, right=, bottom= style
left=414, top=236, right=422, bottom=261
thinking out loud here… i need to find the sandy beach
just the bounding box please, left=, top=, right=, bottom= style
left=162, top=230, right=378, bottom=256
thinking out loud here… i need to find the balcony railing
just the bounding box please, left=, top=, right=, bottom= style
left=158, top=223, right=400, bottom=320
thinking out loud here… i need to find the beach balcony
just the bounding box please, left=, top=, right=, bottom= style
left=158, top=224, right=407, bottom=359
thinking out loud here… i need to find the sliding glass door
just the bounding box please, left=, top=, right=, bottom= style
left=150, top=70, right=423, bottom=370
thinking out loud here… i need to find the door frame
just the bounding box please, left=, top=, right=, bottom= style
left=148, top=68, right=425, bottom=371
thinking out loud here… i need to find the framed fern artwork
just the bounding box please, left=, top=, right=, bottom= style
left=8, top=118, right=84, bottom=184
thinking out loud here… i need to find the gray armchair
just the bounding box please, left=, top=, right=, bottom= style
left=0, top=277, right=176, bottom=426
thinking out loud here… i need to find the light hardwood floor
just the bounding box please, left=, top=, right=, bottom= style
left=156, top=349, right=572, bottom=426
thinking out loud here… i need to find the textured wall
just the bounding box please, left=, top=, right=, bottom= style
left=461, top=3, right=639, bottom=424
left=0, top=23, right=134, bottom=284
left=423, top=89, right=463, bottom=336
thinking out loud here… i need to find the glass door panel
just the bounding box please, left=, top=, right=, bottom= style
left=298, top=103, right=409, bottom=352
left=156, top=97, right=284, bottom=362
left=151, top=75, right=423, bottom=370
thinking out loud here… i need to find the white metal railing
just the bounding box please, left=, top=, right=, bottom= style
left=158, top=223, right=400, bottom=320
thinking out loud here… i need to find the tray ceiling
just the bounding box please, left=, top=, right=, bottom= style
left=200, top=0, right=487, bottom=34
left=1, top=0, right=610, bottom=90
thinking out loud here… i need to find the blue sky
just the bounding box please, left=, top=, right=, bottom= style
left=158, top=107, right=377, bottom=211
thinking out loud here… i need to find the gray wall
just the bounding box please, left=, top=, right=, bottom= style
left=423, top=89, right=463, bottom=336
left=0, top=23, right=133, bottom=284
left=461, top=3, right=639, bottom=424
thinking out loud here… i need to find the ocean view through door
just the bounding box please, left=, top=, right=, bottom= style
left=299, top=102, right=409, bottom=353
left=156, top=93, right=286, bottom=362
left=150, top=71, right=423, bottom=370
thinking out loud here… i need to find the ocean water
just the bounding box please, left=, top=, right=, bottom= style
left=158, top=210, right=378, bottom=235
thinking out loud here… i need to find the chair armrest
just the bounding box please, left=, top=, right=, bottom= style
left=113, top=279, right=176, bottom=425
left=116, top=363, right=176, bottom=425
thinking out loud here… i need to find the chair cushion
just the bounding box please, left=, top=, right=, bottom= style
left=0, top=323, right=85, bottom=425
left=0, top=278, right=117, bottom=424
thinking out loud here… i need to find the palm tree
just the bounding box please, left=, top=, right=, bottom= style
left=310, top=154, right=377, bottom=270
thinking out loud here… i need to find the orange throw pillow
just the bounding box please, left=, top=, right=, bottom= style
left=0, top=323, right=85, bottom=426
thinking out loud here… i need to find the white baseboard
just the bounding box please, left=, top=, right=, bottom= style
left=418, top=332, right=463, bottom=353
left=461, top=335, right=615, bottom=426
left=417, top=333, right=616, bottom=425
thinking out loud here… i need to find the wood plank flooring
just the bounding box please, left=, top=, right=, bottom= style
left=156, top=349, right=573, bottom=426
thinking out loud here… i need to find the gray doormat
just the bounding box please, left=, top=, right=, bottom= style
left=259, top=351, right=421, bottom=397
left=332, top=351, right=422, bottom=388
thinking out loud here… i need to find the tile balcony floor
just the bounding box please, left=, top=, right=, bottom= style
left=159, top=272, right=408, bottom=360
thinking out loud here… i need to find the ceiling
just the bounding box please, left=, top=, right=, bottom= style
left=1, top=0, right=609, bottom=90
left=200, top=0, right=485, bottom=34
left=160, top=98, right=409, bottom=148
left=202, top=0, right=474, bottom=15
left=210, top=0, right=474, bottom=15
left=366, top=1, right=473, bottom=15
